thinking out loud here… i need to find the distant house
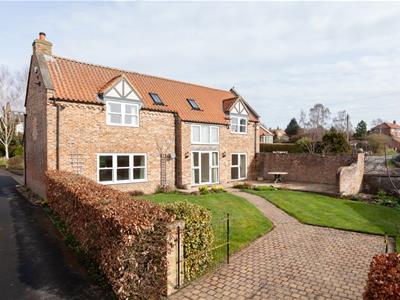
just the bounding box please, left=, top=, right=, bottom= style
left=371, top=121, right=400, bottom=138
left=259, top=124, right=273, bottom=144
left=273, top=128, right=289, bottom=143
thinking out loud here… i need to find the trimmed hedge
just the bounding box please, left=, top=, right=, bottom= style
left=364, top=253, right=400, bottom=299
left=260, top=143, right=302, bottom=153
left=162, top=201, right=213, bottom=281
left=46, top=171, right=173, bottom=299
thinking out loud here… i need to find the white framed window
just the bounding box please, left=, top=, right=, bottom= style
left=97, top=153, right=147, bottom=184
left=106, top=101, right=139, bottom=127
left=231, top=153, right=247, bottom=180
left=192, top=151, right=219, bottom=185
left=231, top=116, right=247, bottom=134
left=191, top=125, right=219, bottom=144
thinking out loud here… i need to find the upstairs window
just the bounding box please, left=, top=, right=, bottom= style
left=191, top=125, right=219, bottom=144
left=149, top=93, right=164, bottom=105
left=106, top=101, right=139, bottom=127
left=231, top=116, right=247, bottom=134
left=187, top=99, right=200, bottom=110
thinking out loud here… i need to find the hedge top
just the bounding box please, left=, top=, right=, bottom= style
left=46, top=171, right=173, bottom=231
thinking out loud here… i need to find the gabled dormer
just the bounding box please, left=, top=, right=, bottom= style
left=224, top=88, right=259, bottom=134
left=99, top=75, right=143, bottom=127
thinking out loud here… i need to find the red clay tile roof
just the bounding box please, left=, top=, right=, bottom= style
left=372, top=122, right=400, bottom=130
left=386, top=122, right=400, bottom=129
left=45, top=56, right=258, bottom=125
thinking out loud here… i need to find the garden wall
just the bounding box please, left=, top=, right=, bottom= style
left=363, top=174, right=400, bottom=196
left=257, top=153, right=355, bottom=185
left=338, top=153, right=365, bottom=196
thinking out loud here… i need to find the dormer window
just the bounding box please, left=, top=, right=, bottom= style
left=149, top=93, right=164, bottom=105
left=230, top=100, right=248, bottom=134
left=102, top=76, right=142, bottom=127
left=187, top=99, right=200, bottom=110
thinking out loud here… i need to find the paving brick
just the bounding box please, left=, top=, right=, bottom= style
left=170, top=191, right=386, bottom=300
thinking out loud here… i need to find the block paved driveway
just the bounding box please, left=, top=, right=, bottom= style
left=171, top=190, right=387, bottom=300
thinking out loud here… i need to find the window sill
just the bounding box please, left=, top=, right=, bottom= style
left=98, top=179, right=148, bottom=185
left=106, top=123, right=139, bottom=128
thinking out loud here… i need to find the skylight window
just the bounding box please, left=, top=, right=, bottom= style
left=187, top=99, right=200, bottom=110
left=149, top=93, right=164, bottom=105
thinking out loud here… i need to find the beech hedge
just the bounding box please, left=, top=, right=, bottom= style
left=46, top=171, right=173, bottom=299
left=162, top=201, right=213, bottom=281
left=364, top=253, right=400, bottom=300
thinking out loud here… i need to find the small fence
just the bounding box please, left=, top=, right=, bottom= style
left=175, top=213, right=230, bottom=289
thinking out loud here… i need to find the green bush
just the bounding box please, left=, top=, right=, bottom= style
left=162, top=201, right=213, bottom=281
left=376, top=191, right=400, bottom=209
left=198, top=186, right=209, bottom=195
left=322, top=131, right=351, bottom=154
left=233, top=182, right=254, bottom=189
left=260, top=143, right=302, bottom=153
left=11, top=144, right=23, bottom=157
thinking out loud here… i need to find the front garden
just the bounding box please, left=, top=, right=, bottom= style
left=143, top=191, right=273, bottom=262
left=243, top=187, right=400, bottom=248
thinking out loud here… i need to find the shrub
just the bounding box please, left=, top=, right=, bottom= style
left=322, top=130, right=351, bottom=154
left=376, top=191, right=400, bottom=209
left=155, top=184, right=175, bottom=194
left=128, top=190, right=144, bottom=196
left=210, top=185, right=225, bottom=193
left=233, top=182, right=254, bottom=189
left=198, top=186, right=209, bottom=195
left=46, top=171, right=173, bottom=299
left=162, top=201, right=213, bottom=281
left=364, top=253, right=400, bottom=300
left=11, top=144, right=23, bottom=157
left=260, top=143, right=302, bottom=153
left=0, top=157, right=7, bottom=168
left=7, top=155, right=23, bottom=170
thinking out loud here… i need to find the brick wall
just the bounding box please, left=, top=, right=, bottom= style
left=363, top=174, right=400, bottom=196
left=25, top=55, right=49, bottom=198
left=257, top=153, right=355, bottom=185
left=45, top=102, right=176, bottom=194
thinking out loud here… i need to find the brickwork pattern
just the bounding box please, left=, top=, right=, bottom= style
left=171, top=191, right=385, bottom=300
left=258, top=153, right=355, bottom=185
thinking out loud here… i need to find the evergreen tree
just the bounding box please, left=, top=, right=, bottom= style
left=354, top=120, right=367, bottom=138
left=285, top=118, right=300, bottom=136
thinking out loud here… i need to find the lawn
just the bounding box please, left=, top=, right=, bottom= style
left=143, top=192, right=272, bottom=260
left=247, top=188, right=400, bottom=237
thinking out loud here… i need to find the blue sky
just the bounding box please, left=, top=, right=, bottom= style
left=1, top=1, right=400, bottom=129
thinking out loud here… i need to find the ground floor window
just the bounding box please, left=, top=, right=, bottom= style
left=231, top=153, right=247, bottom=180
left=97, top=153, right=146, bottom=184
left=192, top=151, right=219, bottom=185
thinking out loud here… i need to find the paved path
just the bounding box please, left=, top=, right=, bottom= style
left=0, top=170, right=109, bottom=300
left=171, top=190, right=387, bottom=300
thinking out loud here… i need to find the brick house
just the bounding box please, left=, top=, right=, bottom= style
left=25, top=33, right=261, bottom=198
left=370, top=121, right=400, bottom=138
left=259, top=124, right=274, bottom=144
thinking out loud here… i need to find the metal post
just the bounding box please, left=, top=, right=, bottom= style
left=177, top=226, right=181, bottom=288
left=227, top=213, right=230, bottom=264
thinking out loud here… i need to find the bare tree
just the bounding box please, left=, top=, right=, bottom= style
left=0, top=65, right=28, bottom=111
left=299, top=110, right=307, bottom=128
left=308, top=103, right=331, bottom=129
left=371, top=118, right=384, bottom=128
left=0, top=102, right=17, bottom=159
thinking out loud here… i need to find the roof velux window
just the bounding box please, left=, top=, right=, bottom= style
left=149, top=93, right=164, bottom=105
left=187, top=99, right=200, bottom=110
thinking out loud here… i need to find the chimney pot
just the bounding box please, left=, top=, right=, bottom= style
left=394, top=120, right=397, bottom=124
left=39, top=32, right=46, bottom=40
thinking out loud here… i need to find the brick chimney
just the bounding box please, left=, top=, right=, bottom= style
left=32, top=32, right=52, bottom=55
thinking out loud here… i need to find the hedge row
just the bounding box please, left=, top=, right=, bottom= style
left=46, top=171, right=173, bottom=299
left=364, top=253, right=400, bottom=299
left=163, top=201, right=213, bottom=281
left=260, top=143, right=302, bottom=153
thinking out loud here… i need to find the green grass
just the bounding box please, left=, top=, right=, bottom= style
left=247, top=188, right=400, bottom=237
left=143, top=192, right=272, bottom=256
left=397, top=236, right=400, bottom=253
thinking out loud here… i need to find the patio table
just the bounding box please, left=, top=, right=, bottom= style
left=268, top=171, right=288, bottom=183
